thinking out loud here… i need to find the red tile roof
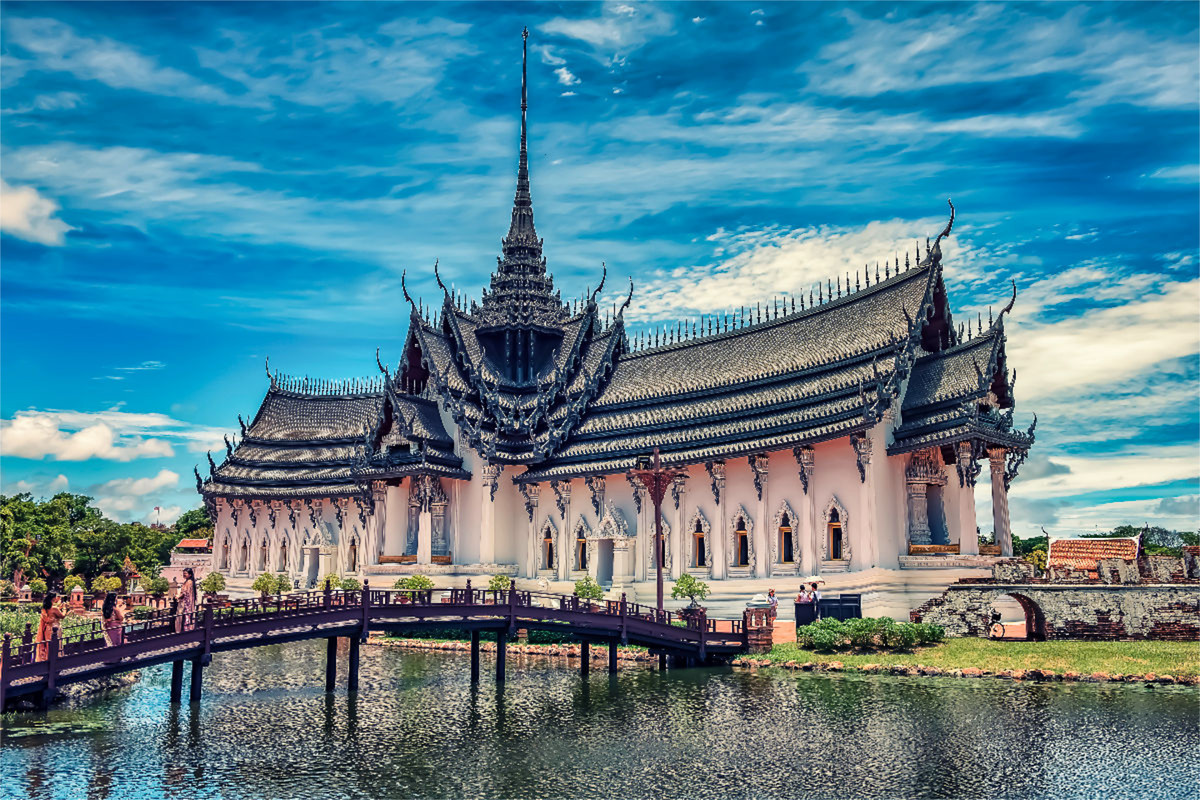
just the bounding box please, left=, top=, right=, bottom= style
left=1048, top=536, right=1139, bottom=571
left=177, top=538, right=211, bottom=550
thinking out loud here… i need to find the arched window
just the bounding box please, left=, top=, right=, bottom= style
left=576, top=528, right=587, bottom=571
left=735, top=516, right=750, bottom=567
left=347, top=537, right=358, bottom=573
left=542, top=527, right=555, bottom=570
left=220, top=534, right=231, bottom=570
left=258, top=537, right=269, bottom=572
left=693, top=518, right=706, bottom=567
left=779, top=512, right=794, bottom=564
left=239, top=538, right=249, bottom=572
left=828, top=509, right=844, bottom=561
left=279, top=541, right=289, bottom=573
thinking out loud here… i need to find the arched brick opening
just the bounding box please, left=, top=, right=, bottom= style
left=993, top=592, right=1046, bottom=641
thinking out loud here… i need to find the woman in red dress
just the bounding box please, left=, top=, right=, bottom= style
left=36, top=592, right=67, bottom=661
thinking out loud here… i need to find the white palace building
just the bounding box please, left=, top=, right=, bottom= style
left=198, top=34, right=1036, bottom=618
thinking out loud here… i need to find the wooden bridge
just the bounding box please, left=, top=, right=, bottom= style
left=1, top=583, right=748, bottom=710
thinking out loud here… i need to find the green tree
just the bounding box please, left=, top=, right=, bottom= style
left=670, top=574, right=710, bottom=607
left=252, top=573, right=277, bottom=596
left=321, top=573, right=341, bottom=591
left=573, top=574, right=605, bottom=601
left=199, top=572, right=226, bottom=595
left=274, top=573, right=292, bottom=594
left=174, top=508, right=213, bottom=538
left=487, top=574, right=511, bottom=593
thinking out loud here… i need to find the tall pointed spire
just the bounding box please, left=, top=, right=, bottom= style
left=503, top=26, right=539, bottom=257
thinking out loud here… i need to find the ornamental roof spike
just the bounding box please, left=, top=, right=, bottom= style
left=905, top=251, right=910, bottom=270
left=998, top=278, right=1018, bottom=319
left=875, top=261, right=880, bottom=283
left=989, top=306, right=993, bottom=326
left=836, top=275, right=841, bottom=298
left=977, top=310, right=983, bottom=330
left=207, top=450, right=216, bottom=474
left=265, top=356, right=275, bottom=387
left=885, top=260, right=890, bottom=279
left=827, top=279, right=832, bottom=300
left=818, top=284, right=823, bottom=304
left=791, top=296, right=796, bottom=313
left=930, top=199, right=955, bottom=257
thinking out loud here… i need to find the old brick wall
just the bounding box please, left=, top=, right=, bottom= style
left=911, top=585, right=1200, bottom=641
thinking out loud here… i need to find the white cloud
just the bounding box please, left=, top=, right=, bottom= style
left=48, top=474, right=69, bottom=492
left=692, top=17, right=705, bottom=24
left=540, top=46, right=567, bottom=67
left=0, top=407, right=229, bottom=462
left=555, top=67, right=581, bottom=86
left=0, top=178, right=71, bottom=245
left=116, top=360, right=166, bottom=372
left=1147, top=165, right=1199, bottom=183
left=542, top=3, right=674, bottom=52
left=91, top=469, right=180, bottom=520
left=561, top=91, right=577, bottom=97
left=4, top=17, right=249, bottom=106
left=146, top=505, right=184, bottom=526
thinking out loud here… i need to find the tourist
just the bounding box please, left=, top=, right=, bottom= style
left=795, top=586, right=816, bottom=626
left=176, top=568, right=197, bottom=632
left=102, top=591, right=127, bottom=647
left=811, top=582, right=823, bottom=619
left=767, top=589, right=778, bottom=620
left=36, top=592, right=68, bottom=662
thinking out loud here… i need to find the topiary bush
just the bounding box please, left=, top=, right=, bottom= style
left=27, top=578, right=48, bottom=596
left=63, top=575, right=86, bottom=594
left=199, top=572, right=226, bottom=595
left=251, top=573, right=277, bottom=595
left=394, top=574, right=434, bottom=592
left=273, top=573, right=292, bottom=594
left=340, top=577, right=361, bottom=591
left=487, top=574, right=511, bottom=593
left=574, top=574, right=605, bottom=601
left=670, top=573, right=710, bottom=607
left=145, top=576, right=170, bottom=596
left=320, top=574, right=341, bottom=591
left=91, top=576, right=122, bottom=593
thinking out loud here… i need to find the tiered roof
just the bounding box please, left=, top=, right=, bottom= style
left=1048, top=536, right=1140, bottom=571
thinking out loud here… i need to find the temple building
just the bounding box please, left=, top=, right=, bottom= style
left=197, top=32, right=1036, bottom=617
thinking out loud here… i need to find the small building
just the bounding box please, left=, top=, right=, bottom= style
left=1048, top=535, right=1140, bottom=578
left=161, top=537, right=213, bottom=586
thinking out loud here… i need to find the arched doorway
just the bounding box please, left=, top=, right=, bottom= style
left=988, top=593, right=1046, bottom=641
left=347, top=537, right=358, bottom=574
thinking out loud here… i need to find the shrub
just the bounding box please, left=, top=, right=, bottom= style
left=320, top=574, right=341, bottom=591
left=91, top=576, right=121, bottom=593
left=0, top=580, right=15, bottom=600
left=144, top=576, right=170, bottom=596
left=487, top=574, right=511, bottom=593
left=274, top=573, right=292, bottom=594
left=63, top=575, right=86, bottom=594
left=251, top=574, right=278, bottom=595
left=340, top=577, right=361, bottom=591
left=914, top=623, right=945, bottom=646
left=795, top=623, right=818, bottom=649
left=27, top=578, right=47, bottom=596
left=129, top=605, right=154, bottom=620
left=845, top=618, right=880, bottom=649
left=199, top=572, right=226, bottom=595
left=670, top=573, right=710, bottom=606
left=1023, top=547, right=1047, bottom=573
left=394, top=574, right=434, bottom=591
left=574, top=574, right=605, bottom=601
left=811, top=628, right=841, bottom=652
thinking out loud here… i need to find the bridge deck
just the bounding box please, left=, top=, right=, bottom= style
left=2, top=586, right=747, bottom=706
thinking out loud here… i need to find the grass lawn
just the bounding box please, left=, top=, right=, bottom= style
left=763, top=637, right=1200, bottom=678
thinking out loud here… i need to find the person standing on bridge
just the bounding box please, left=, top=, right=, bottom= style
left=102, top=591, right=127, bottom=647
left=176, top=568, right=196, bottom=633
left=36, top=592, right=67, bottom=661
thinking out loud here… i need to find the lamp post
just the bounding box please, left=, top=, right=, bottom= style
left=630, top=448, right=685, bottom=614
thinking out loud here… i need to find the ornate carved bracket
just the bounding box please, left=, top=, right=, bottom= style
left=585, top=475, right=605, bottom=515
left=749, top=453, right=768, bottom=501
left=625, top=473, right=643, bottom=514
left=481, top=462, right=502, bottom=503
left=247, top=501, right=260, bottom=529
left=518, top=483, right=539, bottom=523
left=793, top=446, right=814, bottom=495
left=704, top=460, right=725, bottom=505
left=306, top=499, right=320, bottom=529
left=288, top=500, right=300, bottom=528
left=906, top=449, right=946, bottom=486
left=956, top=440, right=983, bottom=487
left=670, top=474, right=687, bottom=510
left=850, top=433, right=872, bottom=483
left=550, top=480, right=569, bottom=519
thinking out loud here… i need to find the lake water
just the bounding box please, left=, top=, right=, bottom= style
left=2, top=641, right=1197, bottom=800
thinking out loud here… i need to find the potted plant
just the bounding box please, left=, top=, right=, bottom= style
left=321, top=574, right=341, bottom=592
left=486, top=574, right=510, bottom=604
left=573, top=574, right=605, bottom=609
left=199, top=571, right=226, bottom=600
left=251, top=573, right=277, bottom=599
left=393, top=574, right=433, bottom=603
left=671, top=574, right=710, bottom=625
left=27, top=577, right=47, bottom=601
left=273, top=573, right=292, bottom=595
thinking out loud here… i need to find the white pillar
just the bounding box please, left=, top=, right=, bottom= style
left=557, top=483, right=572, bottom=582
left=670, top=477, right=686, bottom=580
left=370, top=483, right=387, bottom=566
left=480, top=463, right=500, bottom=565
left=613, top=539, right=634, bottom=590
left=523, top=485, right=540, bottom=578
left=989, top=448, right=1012, bottom=557
left=793, top=447, right=817, bottom=577
left=710, top=462, right=727, bottom=580
left=853, top=433, right=877, bottom=569
left=957, top=442, right=979, bottom=555
left=751, top=455, right=769, bottom=578
left=417, top=512, right=432, bottom=565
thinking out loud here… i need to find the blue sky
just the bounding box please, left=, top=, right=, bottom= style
left=1, top=1, right=1197, bottom=535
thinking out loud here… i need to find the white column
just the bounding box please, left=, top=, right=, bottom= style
left=480, top=463, right=500, bottom=565
left=613, top=539, right=634, bottom=590
left=370, top=483, right=387, bottom=566
left=671, top=477, right=686, bottom=580
left=523, top=485, right=540, bottom=578
left=557, top=483, right=572, bottom=581
left=417, top=511, right=432, bottom=565
left=853, top=433, right=877, bottom=569
left=751, top=455, right=769, bottom=578
left=989, top=448, right=1012, bottom=557
left=957, top=442, right=979, bottom=555
left=710, top=462, right=727, bottom=580
left=793, top=447, right=817, bottom=577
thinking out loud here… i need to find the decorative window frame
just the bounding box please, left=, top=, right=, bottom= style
left=821, top=496, right=851, bottom=563
left=538, top=516, right=560, bottom=574
left=645, top=513, right=671, bottom=570
left=596, top=500, right=630, bottom=540
left=686, top=509, right=711, bottom=572
left=277, top=531, right=293, bottom=574
left=728, top=505, right=755, bottom=570
left=346, top=534, right=360, bottom=574
left=771, top=500, right=799, bottom=568
left=571, top=517, right=591, bottom=574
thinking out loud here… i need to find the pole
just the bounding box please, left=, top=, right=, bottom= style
left=170, top=660, right=184, bottom=703
left=580, top=641, right=590, bottom=676
left=654, top=492, right=664, bottom=612
left=470, top=630, right=480, bottom=683
left=325, top=637, right=337, bottom=693
left=348, top=635, right=360, bottom=693
left=189, top=657, right=203, bottom=704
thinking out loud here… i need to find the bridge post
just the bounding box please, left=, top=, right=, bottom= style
left=608, top=639, right=618, bottom=674
left=0, top=633, right=9, bottom=710
left=496, top=630, right=507, bottom=683
left=470, top=630, right=480, bottom=683
left=41, top=627, right=60, bottom=709
left=348, top=635, right=360, bottom=693
left=360, top=579, right=371, bottom=641
left=580, top=641, right=589, bottom=676
left=619, top=593, right=628, bottom=644
left=189, top=657, right=203, bottom=704
left=201, top=605, right=214, bottom=664
left=170, top=660, right=184, bottom=703
left=325, top=637, right=338, bottom=693
left=659, top=653, right=667, bottom=670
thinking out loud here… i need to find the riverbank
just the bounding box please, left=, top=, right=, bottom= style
left=737, top=638, right=1200, bottom=684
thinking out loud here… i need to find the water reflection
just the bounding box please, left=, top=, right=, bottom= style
left=1, top=642, right=1196, bottom=800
